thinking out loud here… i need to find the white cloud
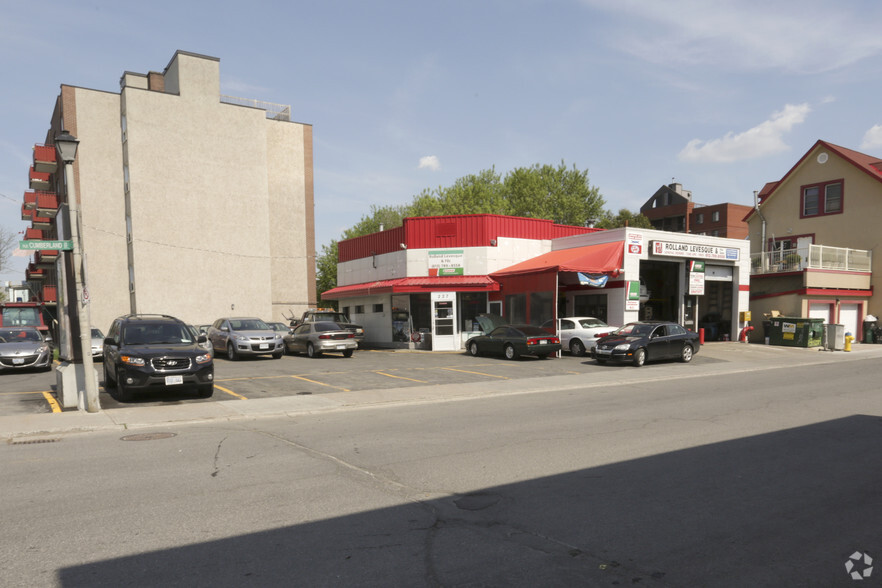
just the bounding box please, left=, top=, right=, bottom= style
left=580, top=0, right=882, bottom=74
left=418, top=155, right=441, bottom=171
left=678, top=103, right=810, bottom=163
left=860, top=125, right=882, bottom=150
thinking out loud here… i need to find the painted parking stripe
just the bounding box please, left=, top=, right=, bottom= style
left=290, top=375, right=350, bottom=392
left=41, top=392, right=62, bottom=413
left=214, top=384, right=247, bottom=400
left=374, top=371, right=428, bottom=383
left=441, top=367, right=509, bottom=379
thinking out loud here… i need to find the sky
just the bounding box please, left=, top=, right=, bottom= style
left=3, top=0, right=882, bottom=284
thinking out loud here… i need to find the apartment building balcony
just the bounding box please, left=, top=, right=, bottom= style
left=41, top=285, right=57, bottom=303
left=35, top=249, right=59, bottom=267
left=751, top=245, right=872, bottom=289
left=23, top=208, right=52, bottom=229
left=35, top=191, right=59, bottom=218
left=26, top=263, right=46, bottom=281
left=23, top=190, right=37, bottom=210
left=24, top=228, right=45, bottom=241
left=32, top=144, right=57, bottom=174
left=29, top=166, right=51, bottom=191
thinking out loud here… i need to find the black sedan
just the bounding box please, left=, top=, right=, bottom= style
left=591, top=321, right=700, bottom=367
left=466, top=325, right=561, bottom=360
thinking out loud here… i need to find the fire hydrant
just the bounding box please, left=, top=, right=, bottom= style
left=844, top=332, right=854, bottom=352
left=739, top=324, right=754, bottom=343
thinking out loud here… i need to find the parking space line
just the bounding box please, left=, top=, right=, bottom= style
left=41, top=392, right=62, bottom=413
left=441, top=367, right=509, bottom=379
left=374, top=371, right=428, bottom=383
left=214, top=384, right=247, bottom=400
left=291, top=375, right=350, bottom=392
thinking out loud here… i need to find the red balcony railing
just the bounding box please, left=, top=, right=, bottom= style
left=29, top=166, right=50, bottom=191
left=24, top=227, right=45, bottom=241
left=21, top=203, right=32, bottom=221
left=30, top=210, right=52, bottom=229
left=41, top=285, right=58, bottom=303
left=33, top=144, right=57, bottom=174
left=36, top=249, right=60, bottom=267
left=26, top=263, right=46, bottom=280
left=35, top=191, right=59, bottom=217
left=23, top=190, right=37, bottom=209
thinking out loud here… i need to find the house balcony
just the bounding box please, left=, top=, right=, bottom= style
left=35, top=249, right=60, bottom=267
left=751, top=245, right=872, bottom=290
left=24, top=227, right=45, bottom=241
left=41, top=285, right=57, bottom=303
left=35, top=191, right=59, bottom=218
left=33, top=144, right=57, bottom=174
left=29, top=166, right=51, bottom=191
left=26, top=263, right=46, bottom=281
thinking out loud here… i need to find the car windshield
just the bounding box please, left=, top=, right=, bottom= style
left=313, top=313, right=347, bottom=322
left=91, top=328, right=104, bottom=338
left=615, top=323, right=655, bottom=337
left=314, top=321, right=342, bottom=332
left=123, top=323, right=192, bottom=345
left=578, top=318, right=607, bottom=328
left=230, top=319, right=269, bottom=331
left=0, top=328, right=41, bottom=342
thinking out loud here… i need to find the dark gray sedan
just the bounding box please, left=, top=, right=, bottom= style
left=592, top=321, right=700, bottom=367
left=0, top=327, right=53, bottom=372
left=283, top=321, right=357, bottom=358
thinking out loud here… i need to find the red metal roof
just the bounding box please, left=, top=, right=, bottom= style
left=322, top=275, right=500, bottom=299
left=490, top=241, right=624, bottom=278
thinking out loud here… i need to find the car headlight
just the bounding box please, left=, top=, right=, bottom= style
left=233, top=334, right=248, bottom=341
left=196, top=352, right=212, bottom=364
left=274, top=334, right=282, bottom=340
left=614, top=344, right=632, bottom=351
left=121, top=355, right=146, bottom=366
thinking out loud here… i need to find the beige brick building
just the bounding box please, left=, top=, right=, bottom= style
left=26, top=51, right=315, bottom=336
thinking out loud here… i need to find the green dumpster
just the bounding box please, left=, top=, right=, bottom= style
left=766, top=317, right=824, bottom=348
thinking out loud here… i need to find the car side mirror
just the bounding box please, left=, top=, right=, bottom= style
left=198, top=334, right=207, bottom=343
left=103, top=336, right=115, bottom=345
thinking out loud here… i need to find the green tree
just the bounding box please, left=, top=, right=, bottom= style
left=503, top=161, right=604, bottom=226
left=595, top=208, right=652, bottom=229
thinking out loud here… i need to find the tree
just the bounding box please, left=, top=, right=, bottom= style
left=595, top=208, right=653, bottom=229
left=0, top=225, right=16, bottom=277
left=316, top=161, right=606, bottom=303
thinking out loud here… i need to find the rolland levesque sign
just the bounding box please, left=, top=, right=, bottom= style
left=651, top=241, right=740, bottom=261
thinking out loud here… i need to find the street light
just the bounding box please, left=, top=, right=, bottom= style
left=55, top=130, right=100, bottom=412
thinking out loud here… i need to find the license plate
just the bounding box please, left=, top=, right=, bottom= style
left=336, top=345, right=347, bottom=350
left=538, top=340, right=547, bottom=345
left=596, top=349, right=611, bottom=355
left=259, top=343, right=269, bottom=350
left=13, top=358, right=24, bottom=365
left=165, top=375, right=183, bottom=385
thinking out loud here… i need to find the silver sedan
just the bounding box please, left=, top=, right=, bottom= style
left=283, top=321, right=357, bottom=358
left=0, top=327, right=53, bottom=372
left=207, top=317, right=284, bottom=360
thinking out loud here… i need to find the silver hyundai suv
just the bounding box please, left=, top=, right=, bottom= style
left=207, top=317, right=284, bottom=360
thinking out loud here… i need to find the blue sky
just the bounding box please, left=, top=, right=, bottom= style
left=3, top=0, right=882, bottom=283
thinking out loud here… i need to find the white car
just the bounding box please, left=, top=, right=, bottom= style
left=541, top=317, right=614, bottom=356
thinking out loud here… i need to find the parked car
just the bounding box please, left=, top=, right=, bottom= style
left=187, top=325, right=213, bottom=351
left=266, top=321, right=290, bottom=333
left=102, top=314, right=214, bottom=401
left=466, top=324, right=561, bottom=360
left=207, top=317, right=284, bottom=360
left=283, top=321, right=357, bottom=358
left=91, top=327, right=105, bottom=360
left=592, top=321, right=700, bottom=367
left=0, top=326, right=53, bottom=372
left=291, top=309, right=365, bottom=347
left=541, top=316, right=613, bottom=356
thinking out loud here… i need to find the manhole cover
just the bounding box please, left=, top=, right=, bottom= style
left=120, top=432, right=177, bottom=442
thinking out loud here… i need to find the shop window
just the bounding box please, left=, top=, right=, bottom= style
left=373, top=303, right=383, bottom=313
left=530, top=291, right=554, bottom=325
left=801, top=180, right=843, bottom=217
left=573, top=294, right=607, bottom=323
left=505, top=294, right=526, bottom=324
left=458, top=292, right=487, bottom=332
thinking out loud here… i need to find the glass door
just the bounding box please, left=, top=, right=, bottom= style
left=431, top=292, right=458, bottom=351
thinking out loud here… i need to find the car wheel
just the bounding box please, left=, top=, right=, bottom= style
left=342, top=349, right=354, bottom=358
left=197, top=384, right=214, bottom=398
left=680, top=344, right=694, bottom=363
left=468, top=342, right=480, bottom=357
left=570, top=339, right=586, bottom=357
left=504, top=344, right=519, bottom=360
left=633, top=348, right=646, bottom=367
left=227, top=342, right=238, bottom=361
left=103, top=362, right=116, bottom=389
left=117, top=368, right=133, bottom=402
left=307, top=343, right=321, bottom=358
left=272, top=350, right=283, bottom=359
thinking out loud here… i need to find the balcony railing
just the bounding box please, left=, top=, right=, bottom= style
left=220, top=95, right=291, bottom=121
left=751, top=245, right=872, bottom=274
left=33, top=144, right=57, bottom=174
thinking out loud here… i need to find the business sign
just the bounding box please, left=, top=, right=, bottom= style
left=652, top=241, right=740, bottom=261
left=627, top=232, right=643, bottom=255
left=689, top=272, right=705, bottom=295
left=428, top=249, right=464, bottom=277
left=19, top=239, right=73, bottom=251
left=688, top=260, right=705, bottom=272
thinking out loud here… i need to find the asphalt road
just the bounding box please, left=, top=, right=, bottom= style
left=1, top=349, right=881, bottom=586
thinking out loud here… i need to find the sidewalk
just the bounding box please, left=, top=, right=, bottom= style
left=4, top=342, right=881, bottom=440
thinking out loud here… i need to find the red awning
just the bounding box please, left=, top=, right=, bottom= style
left=322, top=275, right=500, bottom=300
left=490, top=241, right=624, bottom=278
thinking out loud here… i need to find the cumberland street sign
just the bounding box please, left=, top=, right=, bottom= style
left=19, top=239, right=73, bottom=251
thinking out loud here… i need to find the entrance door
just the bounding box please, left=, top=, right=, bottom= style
left=839, top=303, right=860, bottom=338
left=431, top=292, right=458, bottom=351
